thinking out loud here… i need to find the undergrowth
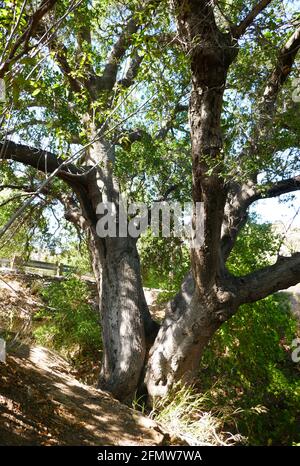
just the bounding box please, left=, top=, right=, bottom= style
left=150, top=383, right=246, bottom=446
left=33, top=277, right=102, bottom=367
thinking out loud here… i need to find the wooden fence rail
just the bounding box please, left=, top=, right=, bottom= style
left=0, top=257, right=76, bottom=276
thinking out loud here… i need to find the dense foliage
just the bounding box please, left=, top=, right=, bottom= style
left=200, top=223, right=300, bottom=445
left=140, top=221, right=300, bottom=445
left=139, top=230, right=190, bottom=292
left=34, top=277, right=101, bottom=359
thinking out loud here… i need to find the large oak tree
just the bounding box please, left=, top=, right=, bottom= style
left=0, top=0, right=300, bottom=402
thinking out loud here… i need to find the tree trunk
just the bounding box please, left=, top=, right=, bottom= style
left=143, top=1, right=239, bottom=401
left=144, top=270, right=238, bottom=400
left=90, top=236, right=142, bottom=400
left=75, top=133, right=159, bottom=402
left=86, top=226, right=158, bottom=401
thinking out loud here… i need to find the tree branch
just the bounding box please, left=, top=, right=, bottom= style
left=0, top=184, right=33, bottom=191
left=117, top=51, right=144, bottom=89
left=75, top=19, right=93, bottom=79
left=48, top=35, right=83, bottom=93
left=237, top=25, right=300, bottom=179
left=250, top=175, right=300, bottom=202
left=262, top=26, right=300, bottom=115
left=221, top=181, right=255, bottom=260
left=221, top=175, right=300, bottom=260
left=97, top=17, right=139, bottom=91
left=156, top=103, right=188, bottom=139
left=0, top=140, right=86, bottom=185
left=225, top=26, right=300, bottom=260
left=57, top=192, right=89, bottom=230
left=115, top=101, right=188, bottom=147
left=0, top=0, right=58, bottom=78
left=231, top=0, right=273, bottom=39
left=0, top=140, right=92, bottom=240
left=0, top=192, right=33, bottom=208
left=0, top=182, right=52, bottom=196
left=237, top=252, right=300, bottom=304
left=95, top=0, right=160, bottom=92
left=3, top=118, right=82, bottom=143
left=116, top=128, right=150, bottom=147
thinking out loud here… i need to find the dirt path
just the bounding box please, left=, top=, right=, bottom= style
left=0, top=345, right=167, bottom=446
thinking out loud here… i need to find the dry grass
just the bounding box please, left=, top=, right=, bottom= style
left=150, top=382, right=246, bottom=446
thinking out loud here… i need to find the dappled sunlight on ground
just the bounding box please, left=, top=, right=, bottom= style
left=0, top=344, right=166, bottom=446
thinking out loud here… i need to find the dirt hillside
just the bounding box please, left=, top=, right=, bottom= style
left=1, top=270, right=299, bottom=446
left=0, top=271, right=171, bottom=446
left=0, top=344, right=168, bottom=446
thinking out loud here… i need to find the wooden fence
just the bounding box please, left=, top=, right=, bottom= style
left=0, top=257, right=76, bottom=276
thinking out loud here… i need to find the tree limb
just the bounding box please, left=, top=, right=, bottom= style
left=0, top=182, right=53, bottom=196
left=222, top=25, right=300, bottom=261
left=231, top=0, right=273, bottom=39
left=221, top=181, right=255, bottom=260
left=237, top=252, right=300, bottom=304
left=3, top=118, right=82, bottom=143
left=0, top=140, right=86, bottom=185
left=0, top=184, right=33, bottom=191
left=97, top=17, right=139, bottom=91
left=0, top=192, right=33, bottom=208
left=238, top=25, right=300, bottom=169
left=0, top=0, right=58, bottom=78
left=48, top=35, right=83, bottom=93
left=76, top=18, right=94, bottom=79
left=115, top=101, right=188, bottom=146
left=262, top=26, right=300, bottom=116
left=95, top=1, right=160, bottom=92
left=250, top=175, right=300, bottom=202
left=0, top=140, right=92, bottom=239
left=221, top=175, right=300, bottom=260
left=57, top=192, right=89, bottom=230
left=117, top=51, right=144, bottom=89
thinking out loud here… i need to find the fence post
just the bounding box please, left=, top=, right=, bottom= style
left=0, top=338, right=6, bottom=363
left=10, top=255, right=17, bottom=270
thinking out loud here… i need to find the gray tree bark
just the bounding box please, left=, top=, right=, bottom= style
left=74, top=132, right=158, bottom=401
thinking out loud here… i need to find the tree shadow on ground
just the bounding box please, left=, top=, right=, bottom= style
left=0, top=348, right=164, bottom=446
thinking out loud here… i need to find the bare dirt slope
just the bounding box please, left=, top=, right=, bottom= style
left=1, top=271, right=298, bottom=446
left=0, top=271, right=170, bottom=446
left=0, top=344, right=166, bottom=446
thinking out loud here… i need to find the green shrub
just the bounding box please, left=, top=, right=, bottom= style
left=199, top=221, right=300, bottom=445
left=150, top=220, right=300, bottom=445
left=139, top=229, right=190, bottom=291
left=33, top=277, right=101, bottom=359
left=200, top=294, right=300, bottom=445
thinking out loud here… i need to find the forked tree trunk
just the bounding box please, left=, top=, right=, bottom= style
left=71, top=1, right=240, bottom=402
left=144, top=1, right=239, bottom=400
left=75, top=135, right=159, bottom=401
left=144, top=272, right=236, bottom=399
left=86, top=224, right=158, bottom=401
